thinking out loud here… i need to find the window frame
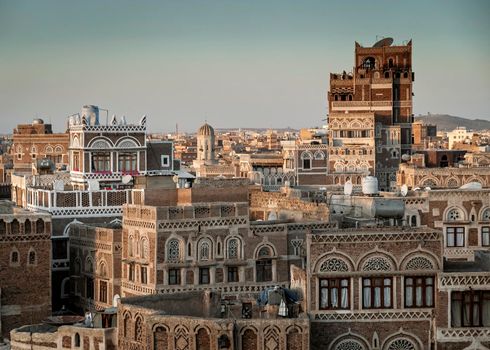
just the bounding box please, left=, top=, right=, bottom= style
left=256, top=259, right=272, bottom=282
left=161, top=155, right=170, bottom=167
left=319, top=277, right=350, bottom=310
left=168, top=268, right=181, bottom=285
left=99, top=280, right=108, bottom=303
left=227, top=266, right=239, bottom=283
left=140, top=266, right=148, bottom=284
left=199, top=267, right=210, bottom=284
left=451, top=290, right=490, bottom=327
left=362, top=277, right=393, bottom=309
left=482, top=226, right=490, bottom=247
left=404, top=276, right=435, bottom=308
left=446, top=227, right=465, bottom=247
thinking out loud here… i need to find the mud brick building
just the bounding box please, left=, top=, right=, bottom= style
left=12, top=118, right=69, bottom=176
left=327, top=38, right=414, bottom=191
left=0, top=203, right=51, bottom=339
left=117, top=290, right=310, bottom=350
left=307, top=226, right=442, bottom=350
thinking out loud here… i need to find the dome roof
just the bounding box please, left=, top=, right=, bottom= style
left=198, top=122, right=214, bottom=136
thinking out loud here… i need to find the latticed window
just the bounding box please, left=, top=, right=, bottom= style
left=334, top=339, right=366, bottom=350
left=482, top=209, right=490, bottom=221
left=319, top=278, right=349, bottom=310
left=140, top=238, right=149, bottom=259
left=405, top=276, right=434, bottom=307
left=362, top=256, right=392, bottom=272
left=228, top=239, right=239, bottom=259
left=221, top=205, right=235, bottom=217
left=167, top=239, right=181, bottom=262
left=319, top=258, right=349, bottom=272
left=362, top=277, right=392, bottom=309
left=447, top=208, right=462, bottom=221
left=199, top=240, right=210, bottom=260
left=258, top=246, right=271, bottom=258
left=194, top=207, right=210, bottom=218
left=405, top=256, right=434, bottom=270
left=386, top=339, right=416, bottom=350
left=134, top=317, right=143, bottom=342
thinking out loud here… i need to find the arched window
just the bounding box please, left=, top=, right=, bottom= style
left=384, top=71, right=390, bottom=78
left=187, top=242, right=192, bottom=256
left=447, top=208, right=463, bottom=221
left=140, top=238, right=149, bottom=259
left=167, top=238, right=181, bottom=262
left=199, top=239, right=211, bottom=261
left=0, top=220, right=6, bottom=234
left=11, top=250, right=19, bottom=265
left=28, top=249, right=36, bottom=265
left=388, top=58, right=394, bottom=68
left=11, top=219, right=20, bottom=234
left=36, top=219, right=44, bottom=234
left=98, top=261, right=107, bottom=277
left=74, top=333, right=80, bottom=347
left=410, top=215, right=417, bottom=227
left=228, top=238, right=239, bottom=259
left=128, top=236, right=134, bottom=257
left=123, top=314, right=131, bottom=338
left=134, top=317, right=143, bottom=342
left=24, top=220, right=31, bottom=234
left=153, top=327, right=168, bottom=350
left=362, top=57, right=375, bottom=70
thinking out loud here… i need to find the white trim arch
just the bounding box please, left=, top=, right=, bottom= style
left=399, top=247, right=440, bottom=271
left=313, top=249, right=355, bottom=273
left=116, top=136, right=141, bottom=148
left=87, top=137, right=114, bottom=149
left=253, top=242, right=277, bottom=259
left=444, top=206, right=467, bottom=221
left=381, top=330, right=423, bottom=350
left=328, top=331, right=370, bottom=350
left=356, top=247, right=398, bottom=272
left=224, top=235, right=243, bottom=260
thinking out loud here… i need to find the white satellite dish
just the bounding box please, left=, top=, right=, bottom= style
left=121, top=175, right=133, bottom=185
left=400, top=184, right=408, bottom=197
left=112, top=294, right=121, bottom=307
left=344, top=180, right=353, bottom=196
left=267, top=211, right=277, bottom=221
left=87, top=179, right=100, bottom=191
left=460, top=182, right=482, bottom=190
left=424, top=186, right=431, bottom=191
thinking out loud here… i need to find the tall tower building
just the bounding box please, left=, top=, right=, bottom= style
left=196, top=122, right=216, bottom=163
left=327, top=38, right=414, bottom=190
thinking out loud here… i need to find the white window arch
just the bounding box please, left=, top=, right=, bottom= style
left=166, top=238, right=182, bottom=262
left=447, top=208, right=464, bottom=221
left=226, top=237, right=241, bottom=259
left=140, top=237, right=149, bottom=259
left=198, top=238, right=212, bottom=261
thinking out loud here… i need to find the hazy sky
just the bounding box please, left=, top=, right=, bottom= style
left=1, top=0, right=489, bottom=133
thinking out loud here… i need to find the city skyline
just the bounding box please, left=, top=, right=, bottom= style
left=1, top=0, right=489, bottom=133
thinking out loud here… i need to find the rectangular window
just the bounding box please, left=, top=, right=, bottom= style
left=199, top=267, right=210, bottom=284
left=447, top=227, right=465, bottom=247
left=404, top=276, right=434, bottom=308
left=319, top=278, right=350, bottom=310
left=362, top=277, right=392, bottom=309
left=161, top=155, right=170, bottom=167
left=228, top=267, right=239, bottom=282
left=99, top=281, right=108, bottom=303
left=118, top=152, right=137, bottom=172
left=451, top=291, right=490, bottom=327
left=256, top=260, right=272, bottom=282
left=303, top=159, right=311, bottom=170
left=92, top=152, right=111, bottom=172
left=140, top=266, right=147, bottom=284
left=482, top=227, right=490, bottom=247
left=168, top=268, right=180, bottom=285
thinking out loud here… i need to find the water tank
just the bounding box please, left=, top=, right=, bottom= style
left=81, top=105, right=99, bottom=126
left=362, top=176, right=379, bottom=195
left=32, top=118, right=44, bottom=125
left=372, top=199, right=405, bottom=219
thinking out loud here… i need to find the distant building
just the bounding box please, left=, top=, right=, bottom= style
left=447, top=126, right=474, bottom=150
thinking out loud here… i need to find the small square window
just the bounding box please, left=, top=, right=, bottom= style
left=161, top=155, right=170, bottom=167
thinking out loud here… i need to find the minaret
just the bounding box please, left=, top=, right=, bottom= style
left=197, top=122, right=215, bottom=163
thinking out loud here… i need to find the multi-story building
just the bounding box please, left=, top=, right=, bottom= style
left=328, top=38, right=414, bottom=190
left=12, top=118, right=69, bottom=176
left=10, top=106, right=178, bottom=311
left=0, top=203, right=52, bottom=339
left=447, top=127, right=474, bottom=150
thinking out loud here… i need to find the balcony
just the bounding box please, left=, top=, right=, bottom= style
left=26, top=188, right=141, bottom=218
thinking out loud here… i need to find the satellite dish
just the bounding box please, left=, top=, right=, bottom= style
left=267, top=211, right=277, bottom=221
left=400, top=184, right=408, bottom=197
left=413, top=187, right=421, bottom=191
left=172, top=175, right=179, bottom=183
left=401, top=154, right=411, bottom=162
left=112, top=294, right=121, bottom=307
left=373, top=37, right=394, bottom=48
left=424, top=187, right=431, bottom=191
left=87, top=179, right=100, bottom=191
left=121, top=175, right=133, bottom=184
left=460, top=182, right=482, bottom=190
left=344, top=180, right=353, bottom=196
